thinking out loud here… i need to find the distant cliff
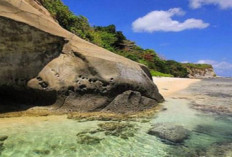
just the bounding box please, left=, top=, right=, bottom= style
left=183, top=64, right=216, bottom=79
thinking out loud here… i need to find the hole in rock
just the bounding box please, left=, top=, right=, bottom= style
left=79, top=84, right=87, bottom=89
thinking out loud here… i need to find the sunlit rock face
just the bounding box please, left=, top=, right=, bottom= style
left=187, top=67, right=216, bottom=79
left=0, top=0, right=164, bottom=114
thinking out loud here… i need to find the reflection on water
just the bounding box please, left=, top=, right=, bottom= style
left=0, top=78, right=232, bottom=157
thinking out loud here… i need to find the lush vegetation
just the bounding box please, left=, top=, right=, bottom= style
left=183, top=63, right=212, bottom=69
left=39, top=0, right=93, bottom=40
left=39, top=0, right=211, bottom=78
left=150, top=70, right=174, bottom=77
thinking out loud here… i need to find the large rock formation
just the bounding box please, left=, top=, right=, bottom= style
left=0, top=0, right=164, bottom=114
left=187, top=66, right=216, bottom=79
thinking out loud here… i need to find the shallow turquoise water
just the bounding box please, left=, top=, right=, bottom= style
left=1, top=78, right=232, bottom=157
left=0, top=98, right=232, bottom=157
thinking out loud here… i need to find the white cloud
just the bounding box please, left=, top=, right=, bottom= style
left=197, top=59, right=217, bottom=65
left=132, top=8, right=209, bottom=33
left=196, top=60, right=232, bottom=77
left=190, top=0, right=232, bottom=9
left=181, top=61, right=190, bottom=63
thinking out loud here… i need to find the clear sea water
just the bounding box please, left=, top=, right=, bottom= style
left=0, top=78, right=232, bottom=157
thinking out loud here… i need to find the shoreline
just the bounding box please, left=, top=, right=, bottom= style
left=0, top=77, right=201, bottom=120
left=153, top=77, right=201, bottom=97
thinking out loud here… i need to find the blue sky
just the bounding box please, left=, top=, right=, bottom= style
left=62, top=0, right=232, bottom=77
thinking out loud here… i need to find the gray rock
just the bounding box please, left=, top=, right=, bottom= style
left=148, top=123, right=190, bottom=143
left=103, top=90, right=158, bottom=113
left=0, top=1, right=164, bottom=114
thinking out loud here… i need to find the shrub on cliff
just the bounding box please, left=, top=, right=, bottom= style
left=164, top=60, right=189, bottom=77
left=183, top=63, right=213, bottom=69
left=39, top=0, right=93, bottom=40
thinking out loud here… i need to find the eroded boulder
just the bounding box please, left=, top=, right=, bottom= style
left=0, top=0, right=164, bottom=114
left=148, top=123, right=190, bottom=144
left=103, top=90, right=159, bottom=113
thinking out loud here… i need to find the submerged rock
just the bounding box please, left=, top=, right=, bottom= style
left=191, top=103, right=232, bottom=116
left=165, top=145, right=207, bottom=157
left=76, top=132, right=103, bottom=145
left=0, top=143, right=3, bottom=155
left=98, top=122, right=137, bottom=139
left=0, top=0, right=163, bottom=114
left=206, top=142, right=232, bottom=157
left=33, top=149, right=50, bottom=155
left=75, top=122, right=137, bottom=141
left=0, top=141, right=5, bottom=154
left=98, top=122, right=134, bottom=131
left=148, top=123, right=190, bottom=144
left=0, top=142, right=3, bottom=149
left=0, top=136, right=8, bottom=142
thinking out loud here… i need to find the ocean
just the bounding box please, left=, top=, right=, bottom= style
left=0, top=78, right=231, bottom=157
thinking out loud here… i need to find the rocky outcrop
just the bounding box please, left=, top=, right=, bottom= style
left=148, top=123, right=190, bottom=144
left=0, top=0, right=164, bottom=114
left=187, top=66, right=216, bottom=79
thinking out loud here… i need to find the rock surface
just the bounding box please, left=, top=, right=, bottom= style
left=187, top=66, right=216, bottom=79
left=0, top=0, right=164, bottom=114
left=148, top=123, right=190, bottom=143
left=103, top=90, right=158, bottom=114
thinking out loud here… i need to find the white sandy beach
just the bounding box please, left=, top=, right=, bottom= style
left=153, top=77, right=201, bottom=97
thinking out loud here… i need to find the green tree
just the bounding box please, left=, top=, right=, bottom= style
left=39, top=0, right=93, bottom=41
